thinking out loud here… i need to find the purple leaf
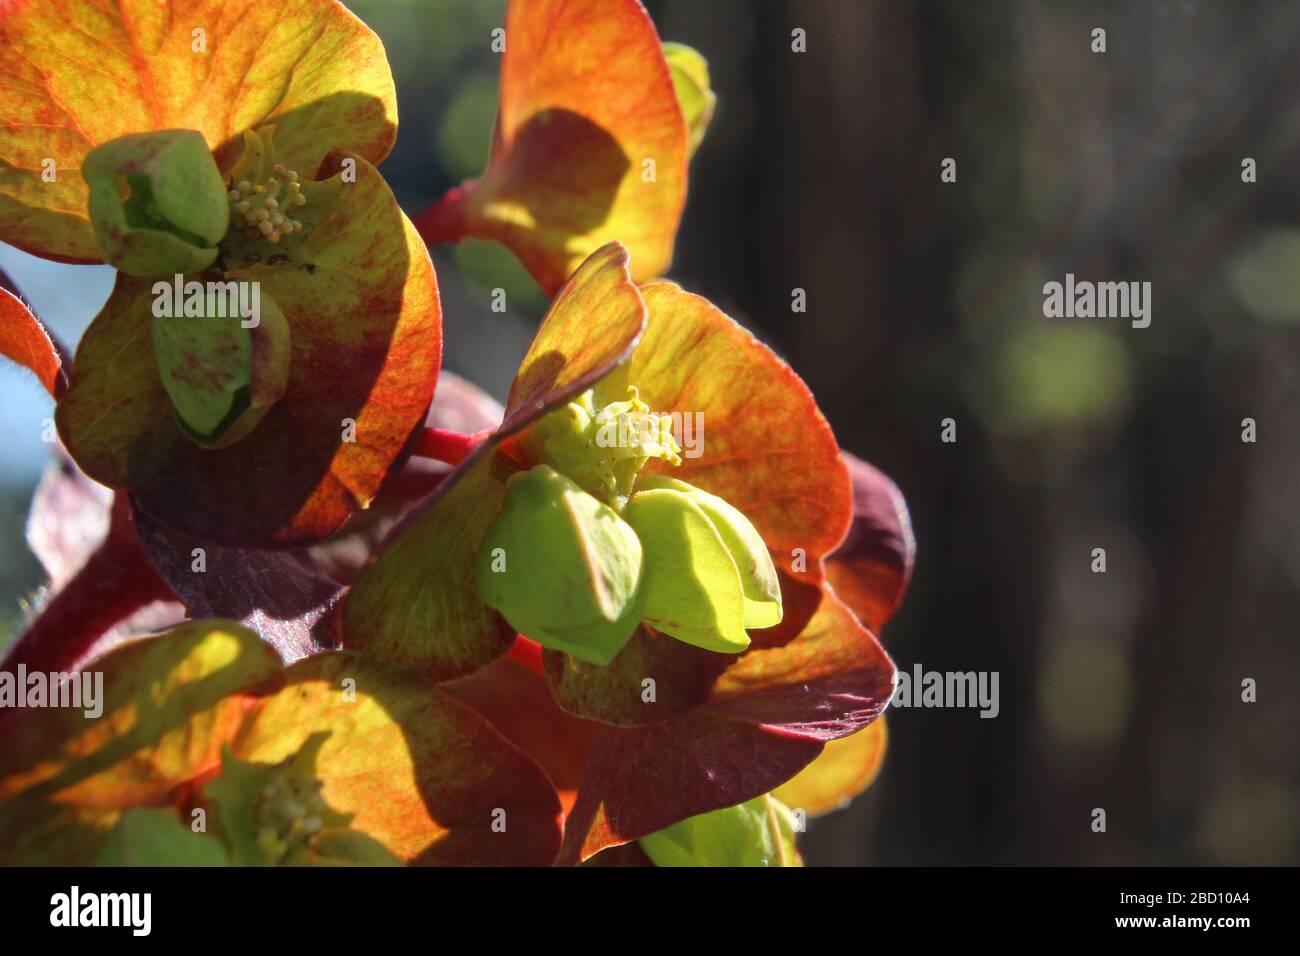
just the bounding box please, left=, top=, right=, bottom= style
left=134, top=510, right=343, bottom=663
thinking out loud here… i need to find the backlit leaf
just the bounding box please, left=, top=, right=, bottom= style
left=0, top=620, right=281, bottom=864
left=503, top=241, right=645, bottom=426
left=235, top=652, right=563, bottom=865
left=0, top=0, right=397, bottom=262
left=773, top=717, right=888, bottom=817
left=0, top=286, right=65, bottom=398
left=445, top=0, right=688, bottom=294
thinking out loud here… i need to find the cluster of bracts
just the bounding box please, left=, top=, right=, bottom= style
left=0, top=0, right=912, bottom=866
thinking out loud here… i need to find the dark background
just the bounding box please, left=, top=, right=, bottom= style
left=2, top=0, right=1297, bottom=865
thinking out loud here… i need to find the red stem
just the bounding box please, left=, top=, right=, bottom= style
left=413, top=184, right=473, bottom=248
left=412, top=426, right=493, bottom=466
left=2, top=498, right=174, bottom=676
left=507, top=635, right=544, bottom=675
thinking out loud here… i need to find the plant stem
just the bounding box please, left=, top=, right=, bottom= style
left=507, top=635, right=544, bottom=675
left=413, top=184, right=472, bottom=247
left=412, top=426, right=493, bottom=466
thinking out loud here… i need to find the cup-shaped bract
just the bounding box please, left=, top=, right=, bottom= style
left=151, top=287, right=291, bottom=449
left=634, top=475, right=782, bottom=629
left=639, top=794, right=801, bottom=867
left=623, top=483, right=755, bottom=654
left=476, top=465, right=645, bottom=665
left=83, top=130, right=229, bottom=277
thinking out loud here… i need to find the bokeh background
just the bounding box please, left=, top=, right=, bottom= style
left=2, top=0, right=1297, bottom=865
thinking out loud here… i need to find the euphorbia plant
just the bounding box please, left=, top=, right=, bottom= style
left=341, top=241, right=908, bottom=863
left=0, top=0, right=914, bottom=867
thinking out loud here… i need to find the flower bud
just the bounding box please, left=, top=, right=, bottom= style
left=83, top=130, right=229, bottom=276
left=151, top=285, right=290, bottom=449
left=623, top=476, right=781, bottom=654
left=475, top=465, right=644, bottom=665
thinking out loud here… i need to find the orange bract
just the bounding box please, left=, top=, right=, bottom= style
left=453, top=0, right=688, bottom=294
left=633, top=282, right=854, bottom=583
left=0, top=286, right=64, bottom=398
left=773, top=717, right=889, bottom=817
left=0, top=0, right=397, bottom=262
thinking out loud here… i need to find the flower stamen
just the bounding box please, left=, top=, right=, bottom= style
left=251, top=771, right=331, bottom=865
left=228, top=165, right=306, bottom=244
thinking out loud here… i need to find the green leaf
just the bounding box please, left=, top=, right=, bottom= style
left=623, top=486, right=749, bottom=654
left=93, top=808, right=229, bottom=867
left=343, top=453, right=516, bottom=679
left=476, top=465, right=644, bottom=666
left=639, top=794, right=801, bottom=867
